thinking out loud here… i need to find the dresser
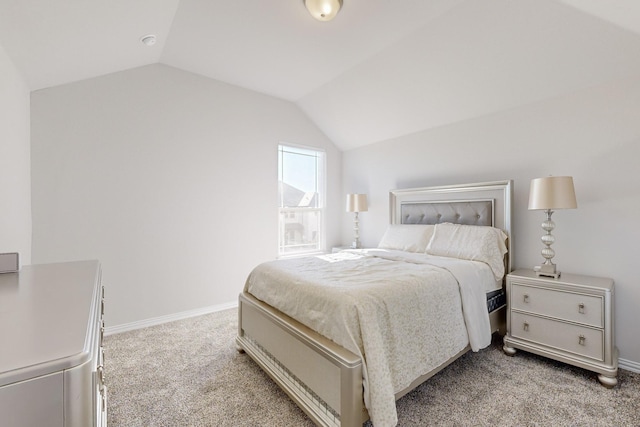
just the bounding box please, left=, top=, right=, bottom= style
left=0, top=260, right=107, bottom=426
left=503, top=269, right=617, bottom=387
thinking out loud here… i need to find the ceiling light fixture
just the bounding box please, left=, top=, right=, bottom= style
left=140, top=35, right=157, bottom=46
left=304, top=0, right=342, bottom=22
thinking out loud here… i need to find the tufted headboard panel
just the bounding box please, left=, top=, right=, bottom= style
left=400, top=200, right=493, bottom=226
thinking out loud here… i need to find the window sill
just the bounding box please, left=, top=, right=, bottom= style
left=277, top=250, right=325, bottom=260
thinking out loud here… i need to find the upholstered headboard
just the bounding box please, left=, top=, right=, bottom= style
left=390, top=180, right=513, bottom=273
left=400, top=200, right=493, bottom=226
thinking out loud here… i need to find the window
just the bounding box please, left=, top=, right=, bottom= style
left=278, top=144, right=325, bottom=256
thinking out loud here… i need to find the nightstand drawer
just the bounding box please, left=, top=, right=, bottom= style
left=511, top=283, right=603, bottom=328
left=511, top=312, right=604, bottom=361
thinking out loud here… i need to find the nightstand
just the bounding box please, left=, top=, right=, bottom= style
left=503, top=269, right=618, bottom=388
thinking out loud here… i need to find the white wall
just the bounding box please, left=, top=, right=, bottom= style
left=0, top=43, right=31, bottom=264
left=31, top=64, right=342, bottom=327
left=343, top=75, right=640, bottom=367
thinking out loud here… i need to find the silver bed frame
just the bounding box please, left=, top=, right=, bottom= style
left=236, top=180, right=513, bottom=427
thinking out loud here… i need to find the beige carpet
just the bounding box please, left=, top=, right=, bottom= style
left=104, top=308, right=640, bottom=426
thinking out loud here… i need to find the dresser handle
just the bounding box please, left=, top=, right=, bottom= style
left=97, top=365, right=105, bottom=385
left=578, top=335, right=586, bottom=346
left=523, top=321, right=529, bottom=331
left=578, top=303, right=585, bottom=314
left=523, top=294, right=529, bottom=303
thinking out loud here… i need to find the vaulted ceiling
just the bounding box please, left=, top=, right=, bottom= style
left=2, top=0, right=640, bottom=150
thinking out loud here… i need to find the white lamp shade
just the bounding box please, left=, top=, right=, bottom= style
left=304, top=0, right=343, bottom=21
left=528, top=176, right=577, bottom=210
left=346, top=194, right=368, bottom=212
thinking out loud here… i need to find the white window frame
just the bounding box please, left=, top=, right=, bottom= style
left=278, top=143, right=326, bottom=258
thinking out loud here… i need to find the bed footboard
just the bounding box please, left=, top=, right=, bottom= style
left=237, top=292, right=506, bottom=427
left=236, top=292, right=368, bottom=427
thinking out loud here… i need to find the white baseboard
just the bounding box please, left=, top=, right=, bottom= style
left=104, top=301, right=238, bottom=336
left=103, top=307, right=640, bottom=374
left=619, top=358, right=640, bottom=374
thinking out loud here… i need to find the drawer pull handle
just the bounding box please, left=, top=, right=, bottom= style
left=578, top=303, right=585, bottom=314
left=523, top=321, right=529, bottom=331
left=97, top=365, right=106, bottom=385
left=578, top=335, right=586, bottom=346
left=523, top=294, right=529, bottom=303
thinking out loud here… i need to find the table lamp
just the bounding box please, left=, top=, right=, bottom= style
left=528, top=176, right=577, bottom=278
left=346, top=194, right=368, bottom=249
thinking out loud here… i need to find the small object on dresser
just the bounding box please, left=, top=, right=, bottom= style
left=0, top=252, right=19, bottom=273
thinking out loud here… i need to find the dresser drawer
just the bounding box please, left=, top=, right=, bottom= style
left=510, top=311, right=604, bottom=361
left=511, top=283, right=603, bottom=327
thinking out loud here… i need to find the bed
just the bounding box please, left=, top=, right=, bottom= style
left=236, top=180, right=513, bottom=427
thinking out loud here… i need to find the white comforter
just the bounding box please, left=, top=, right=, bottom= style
left=244, top=249, right=495, bottom=427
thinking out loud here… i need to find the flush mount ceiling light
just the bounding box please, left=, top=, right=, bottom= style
left=140, top=34, right=157, bottom=46
left=304, top=0, right=343, bottom=22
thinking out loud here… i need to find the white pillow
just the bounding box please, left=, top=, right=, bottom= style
left=426, top=223, right=508, bottom=280
left=378, top=224, right=435, bottom=253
